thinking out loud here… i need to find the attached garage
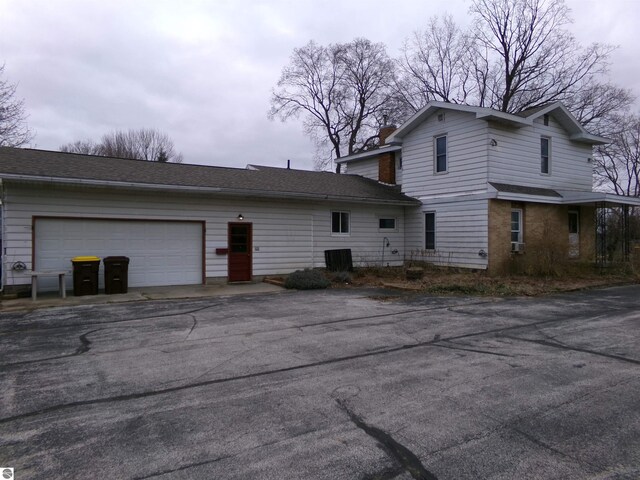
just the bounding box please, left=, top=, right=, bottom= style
left=34, top=217, right=204, bottom=290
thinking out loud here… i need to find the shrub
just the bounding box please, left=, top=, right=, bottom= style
left=284, top=269, right=331, bottom=290
left=331, top=271, right=352, bottom=284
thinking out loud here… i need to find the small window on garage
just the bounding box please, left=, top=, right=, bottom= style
left=379, top=218, right=396, bottom=230
left=331, top=211, right=350, bottom=235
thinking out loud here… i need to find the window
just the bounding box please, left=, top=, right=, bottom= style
left=331, top=211, right=350, bottom=234
left=511, top=209, right=523, bottom=252
left=541, top=137, right=550, bottom=174
left=568, top=210, right=579, bottom=234
left=425, top=212, right=436, bottom=250
left=379, top=218, right=396, bottom=230
left=435, top=135, right=447, bottom=173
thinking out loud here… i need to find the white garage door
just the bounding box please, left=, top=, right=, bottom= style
left=34, top=218, right=203, bottom=291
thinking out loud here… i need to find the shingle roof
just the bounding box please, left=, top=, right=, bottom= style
left=512, top=104, right=553, bottom=118
left=490, top=182, right=562, bottom=197
left=0, top=147, right=419, bottom=205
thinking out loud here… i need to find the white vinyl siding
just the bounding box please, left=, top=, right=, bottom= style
left=1, top=182, right=407, bottom=290
left=342, top=159, right=379, bottom=180
left=312, top=204, right=406, bottom=267
left=488, top=115, right=593, bottom=190
left=405, top=198, right=489, bottom=269
left=401, top=109, right=489, bottom=198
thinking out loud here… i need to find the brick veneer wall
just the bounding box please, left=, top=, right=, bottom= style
left=488, top=199, right=595, bottom=274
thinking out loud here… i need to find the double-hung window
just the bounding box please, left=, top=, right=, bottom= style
left=541, top=137, right=550, bottom=174
left=331, top=211, right=350, bottom=235
left=435, top=135, right=447, bottom=173
left=425, top=212, right=436, bottom=250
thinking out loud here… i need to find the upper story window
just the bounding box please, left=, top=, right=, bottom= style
left=331, top=211, right=350, bottom=235
left=435, top=135, right=447, bottom=173
left=540, top=137, right=550, bottom=174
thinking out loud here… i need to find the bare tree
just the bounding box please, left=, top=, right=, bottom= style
left=398, top=0, right=631, bottom=123
left=0, top=64, right=33, bottom=147
left=59, top=139, right=102, bottom=155
left=60, top=128, right=183, bottom=162
left=269, top=39, right=400, bottom=170
left=397, top=15, right=473, bottom=111
left=594, top=113, right=640, bottom=197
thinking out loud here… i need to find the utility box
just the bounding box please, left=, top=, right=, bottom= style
left=71, top=256, right=101, bottom=296
left=103, top=256, right=130, bottom=294
left=324, top=249, right=353, bottom=272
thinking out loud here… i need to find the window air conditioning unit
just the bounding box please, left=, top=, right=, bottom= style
left=511, top=242, right=525, bottom=253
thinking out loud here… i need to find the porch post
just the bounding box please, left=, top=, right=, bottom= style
left=596, top=202, right=607, bottom=268
left=623, top=204, right=631, bottom=261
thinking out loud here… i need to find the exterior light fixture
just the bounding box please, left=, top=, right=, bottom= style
left=237, top=214, right=244, bottom=221
left=490, top=139, right=498, bottom=147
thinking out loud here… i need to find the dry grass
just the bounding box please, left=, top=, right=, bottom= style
left=340, top=264, right=639, bottom=296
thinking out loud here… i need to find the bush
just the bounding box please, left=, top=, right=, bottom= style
left=284, top=269, right=331, bottom=290
left=331, top=271, right=353, bottom=284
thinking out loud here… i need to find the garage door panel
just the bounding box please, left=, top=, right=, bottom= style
left=34, top=218, right=203, bottom=291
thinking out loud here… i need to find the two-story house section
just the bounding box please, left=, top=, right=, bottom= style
left=337, top=101, right=640, bottom=273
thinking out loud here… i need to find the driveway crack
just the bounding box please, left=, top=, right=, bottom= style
left=74, top=328, right=102, bottom=355
left=500, top=335, right=640, bottom=365
left=336, top=399, right=438, bottom=480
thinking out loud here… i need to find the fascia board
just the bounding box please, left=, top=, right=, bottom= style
left=336, top=145, right=402, bottom=163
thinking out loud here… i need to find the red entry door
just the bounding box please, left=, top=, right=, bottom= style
left=228, top=223, right=252, bottom=282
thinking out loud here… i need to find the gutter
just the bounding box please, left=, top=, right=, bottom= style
left=0, top=174, right=420, bottom=207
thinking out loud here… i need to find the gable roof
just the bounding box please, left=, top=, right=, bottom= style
left=385, top=101, right=609, bottom=145
left=0, top=147, right=419, bottom=206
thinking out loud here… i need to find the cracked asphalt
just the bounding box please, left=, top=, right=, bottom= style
left=0, top=285, right=639, bottom=480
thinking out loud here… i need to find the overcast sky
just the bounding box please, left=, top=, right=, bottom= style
left=1, top=0, right=639, bottom=170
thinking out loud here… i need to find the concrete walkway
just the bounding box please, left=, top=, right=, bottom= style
left=0, top=282, right=285, bottom=312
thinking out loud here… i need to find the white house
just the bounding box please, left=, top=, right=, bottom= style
left=1, top=101, right=639, bottom=294
left=337, top=101, right=640, bottom=273
left=0, top=150, right=418, bottom=294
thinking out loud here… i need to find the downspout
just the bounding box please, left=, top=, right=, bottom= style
left=1, top=179, right=4, bottom=292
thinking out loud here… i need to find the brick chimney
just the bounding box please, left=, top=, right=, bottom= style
left=377, top=123, right=397, bottom=184
left=378, top=125, right=396, bottom=146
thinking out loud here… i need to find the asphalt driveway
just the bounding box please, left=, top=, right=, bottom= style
left=1, top=285, right=639, bottom=479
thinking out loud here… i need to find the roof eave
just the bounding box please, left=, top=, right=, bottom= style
left=569, top=133, right=610, bottom=145
left=475, top=111, right=531, bottom=127
left=336, top=145, right=402, bottom=164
